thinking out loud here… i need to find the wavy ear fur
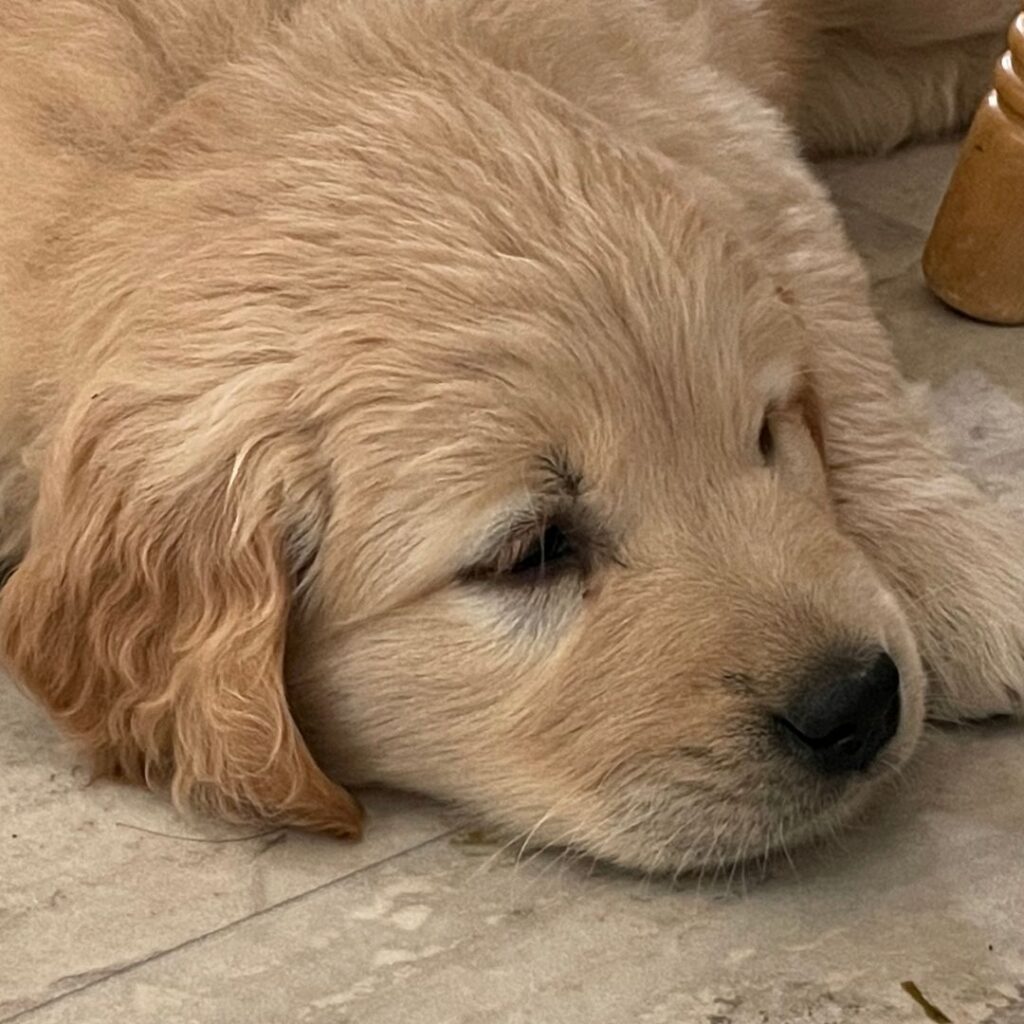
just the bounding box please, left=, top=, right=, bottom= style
left=0, top=385, right=361, bottom=838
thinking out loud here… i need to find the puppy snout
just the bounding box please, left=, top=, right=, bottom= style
left=774, top=650, right=901, bottom=775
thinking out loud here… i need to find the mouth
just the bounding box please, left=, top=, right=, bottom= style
left=654, top=784, right=885, bottom=878
left=574, top=730, right=915, bottom=877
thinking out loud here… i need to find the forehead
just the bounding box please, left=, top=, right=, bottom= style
left=304, top=134, right=810, bottom=508
left=312, top=205, right=809, bottom=614
left=394, top=259, right=794, bottom=432
left=329, top=245, right=805, bottom=527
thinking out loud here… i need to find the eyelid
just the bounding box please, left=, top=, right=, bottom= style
left=753, top=360, right=800, bottom=405
left=482, top=519, right=562, bottom=576
left=461, top=500, right=542, bottom=565
left=462, top=500, right=565, bottom=577
left=757, top=367, right=816, bottom=430
left=769, top=382, right=824, bottom=454
left=463, top=503, right=614, bottom=582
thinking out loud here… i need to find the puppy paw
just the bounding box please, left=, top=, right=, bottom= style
left=917, top=528, right=1024, bottom=722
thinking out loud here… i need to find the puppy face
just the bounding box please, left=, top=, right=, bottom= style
left=1, top=54, right=924, bottom=873
left=259, top=107, right=923, bottom=869
left=286, top=207, right=924, bottom=872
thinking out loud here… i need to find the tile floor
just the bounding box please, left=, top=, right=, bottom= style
left=2, top=142, right=1023, bottom=1024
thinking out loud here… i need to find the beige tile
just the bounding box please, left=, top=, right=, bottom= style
left=871, top=266, right=1024, bottom=403
left=826, top=142, right=1024, bottom=478
left=930, top=370, right=1024, bottom=510
left=9, top=728, right=1024, bottom=1024
left=0, top=683, right=452, bottom=1021
left=817, top=141, right=963, bottom=232
left=832, top=200, right=928, bottom=287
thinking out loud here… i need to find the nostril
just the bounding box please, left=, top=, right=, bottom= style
left=775, top=715, right=856, bottom=751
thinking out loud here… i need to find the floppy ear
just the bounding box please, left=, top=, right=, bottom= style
left=0, top=387, right=361, bottom=838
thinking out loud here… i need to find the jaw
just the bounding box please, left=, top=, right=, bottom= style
left=552, top=703, right=928, bottom=878
left=569, top=779, right=882, bottom=879
left=292, top=535, right=928, bottom=878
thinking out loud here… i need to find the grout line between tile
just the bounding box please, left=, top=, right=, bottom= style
left=1, top=828, right=454, bottom=1024
left=836, top=197, right=929, bottom=241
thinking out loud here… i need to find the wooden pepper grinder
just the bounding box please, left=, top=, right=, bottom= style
left=923, top=7, right=1024, bottom=325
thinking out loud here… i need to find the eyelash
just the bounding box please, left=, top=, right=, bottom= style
left=467, top=408, right=779, bottom=589
left=758, top=413, right=775, bottom=463
left=466, top=522, right=579, bottom=585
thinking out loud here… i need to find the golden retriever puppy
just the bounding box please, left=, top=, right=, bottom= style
left=0, top=0, right=1021, bottom=873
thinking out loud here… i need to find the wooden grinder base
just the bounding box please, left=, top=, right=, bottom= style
left=923, top=7, right=1024, bottom=326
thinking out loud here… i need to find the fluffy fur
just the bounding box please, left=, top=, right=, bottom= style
left=0, top=0, right=1021, bottom=872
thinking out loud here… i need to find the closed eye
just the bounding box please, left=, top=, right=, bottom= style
left=506, top=523, right=574, bottom=577
left=758, top=413, right=775, bottom=464
left=463, top=521, right=581, bottom=586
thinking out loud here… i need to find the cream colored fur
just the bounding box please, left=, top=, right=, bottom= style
left=0, top=0, right=1021, bottom=871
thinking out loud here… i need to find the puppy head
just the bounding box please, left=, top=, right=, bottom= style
left=268, top=81, right=921, bottom=870
left=1, top=56, right=923, bottom=872
left=286, top=198, right=923, bottom=872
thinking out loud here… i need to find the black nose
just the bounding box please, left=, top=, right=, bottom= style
left=775, top=651, right=901, bottom=775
